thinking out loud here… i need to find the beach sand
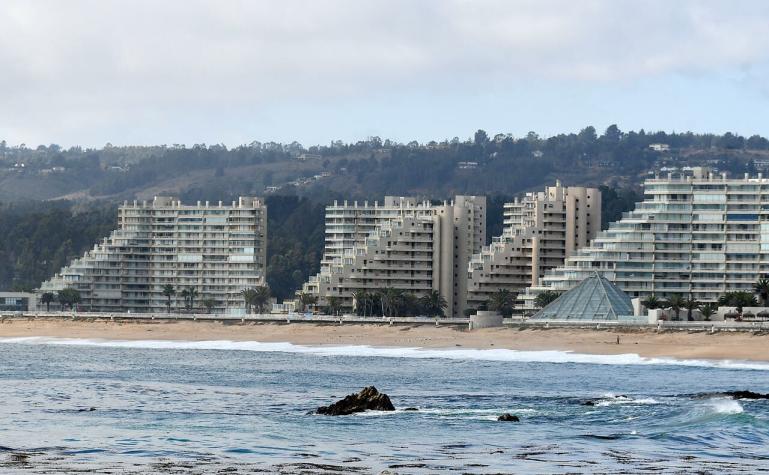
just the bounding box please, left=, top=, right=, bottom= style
left=1, top=317, right=768, bottom=362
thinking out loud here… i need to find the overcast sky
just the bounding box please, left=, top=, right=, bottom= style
left=2, top=0, right=769, bottom=147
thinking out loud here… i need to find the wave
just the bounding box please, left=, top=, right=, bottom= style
left=705, top=397, right=745, bottom=415
left=2, top=336, right=769, bottom=371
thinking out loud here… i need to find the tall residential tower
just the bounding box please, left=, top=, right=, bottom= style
left=535, top=168, right=769, bottom=303
left=301, top=196, right=486, bottom=317
left=39, top=196, right=267, bottom=313
left=466, top=182, right=601, bottom=311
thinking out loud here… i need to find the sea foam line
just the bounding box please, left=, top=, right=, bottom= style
left=1, top=336, right=769, bottom=371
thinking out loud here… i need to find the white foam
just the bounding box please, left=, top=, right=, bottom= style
left=2, top=336, right=769, bottom=371
left=596, top=397, right=660, bottom=406
left=706, top=397, right=745, bottom=415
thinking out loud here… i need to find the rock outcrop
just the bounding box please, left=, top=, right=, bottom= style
left=317, top=386, right=395, bottom=415
left=497, top=413, right=520, bottom=422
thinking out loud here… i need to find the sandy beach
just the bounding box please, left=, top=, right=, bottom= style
left=1, top=317, right=768, bottom=362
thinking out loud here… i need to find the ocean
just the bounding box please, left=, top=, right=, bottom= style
left=1, top=337, right=769, bottom=474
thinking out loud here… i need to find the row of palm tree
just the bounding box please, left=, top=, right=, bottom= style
left=642, top=290, right=763, bottom=321
left=40, top=289, right=81, bottom=311
left=241, top=286, right=271, bottom=314
left=348, top=289, right=448, bottom=318
left=161, top=285, right=222, bottom=313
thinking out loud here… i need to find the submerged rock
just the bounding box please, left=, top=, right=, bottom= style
left=403, top=407, right=419, bottom=411
left=316, top=386, right=395, bottom=415
left=582, top=400, right=596, bottom=406
left=497, top=413, right=520, bottom=422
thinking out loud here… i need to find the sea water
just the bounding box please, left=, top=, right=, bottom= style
left=1, top=337, right=769, bottom=474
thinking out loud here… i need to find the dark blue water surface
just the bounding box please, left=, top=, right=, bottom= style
left=1, top=339, right=769, bottom=474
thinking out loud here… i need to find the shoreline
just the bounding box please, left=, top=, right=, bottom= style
left=2, top=318, right=769, bottom=362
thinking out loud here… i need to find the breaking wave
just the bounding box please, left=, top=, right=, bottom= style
left=2, top=337, right=769, bottom=371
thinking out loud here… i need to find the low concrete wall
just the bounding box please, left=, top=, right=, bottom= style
left=469, top=311, right=503, bottom=330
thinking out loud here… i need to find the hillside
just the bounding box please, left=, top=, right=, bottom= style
left=2, top=127, right=767, bottom=204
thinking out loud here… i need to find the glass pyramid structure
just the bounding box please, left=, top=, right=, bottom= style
left=532, top=272, right=634, bottom=320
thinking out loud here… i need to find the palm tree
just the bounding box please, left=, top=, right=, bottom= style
left=352, top=290, right=369, bottom=316
left=241, top=288, right=257, bottom=314
left=535, top=290, right=560, bottom=309
left=379, top=288, right=404, bottom=317
left=699, top=302, right=717, bottom=321
left=180, top=287, right=198, bottom=312
left=252, top=286, right=271, bottom=314
left=326, top=296, right=342, bottom=316
left=40, top=292, right=55, bottom=311
left=754, top=278, right=769, bottom=306
left=489, top=289, right=517, bottom=317
left=57, top=288, right=81, bottom=311
left=418, top=290, right=448, bottom=317
left=642, top=295, right=661, bottom=310
left=297, top=292, right=317, bottom=313
left=202, top=298, right=216, bottom=314
left=401, top=293, right=419, bottom=317
left=684, top=295, right=699, bottom=321
left=666, top=294, right=685, bottom=321
left=719, top=291, right=758, bottom=315
left=161, top=284, right=175, bottom=313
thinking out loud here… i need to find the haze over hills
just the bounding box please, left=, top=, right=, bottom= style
left=1, top=126, right=767, bottom=298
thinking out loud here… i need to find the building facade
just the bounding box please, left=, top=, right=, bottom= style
left=0, top=292, right=37, bottom=312
left=533, top=168, right=769, bottom=303
left=466, top=182, right=601, bottom=311
left=301, top=196, right=486, bottom=317
left=38, top=196, right=267, bottom=313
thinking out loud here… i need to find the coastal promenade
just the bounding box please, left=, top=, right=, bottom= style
left=3, top=311, right=769, bottom=333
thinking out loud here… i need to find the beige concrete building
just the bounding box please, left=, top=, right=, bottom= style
left=466, top=182, right=601, bottom=311
left=38, top=196, right=267, bottom=313
left=301, top=195, right=486, bottom=317
left=532, top=168, right=769, bottom=303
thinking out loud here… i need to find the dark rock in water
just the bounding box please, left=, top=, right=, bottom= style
left=403, top=407, right=419, bottom=411
left=723, top=390, right=769, bottom=400
left=497, top=413, right=520, bottom=422
left=316, top=386, right=395, bottom=415
left=582, top=400, right=596, bottom=406
left=78, top=407, right=96, bottom=412
left=694, top=390, right=769, bottom=400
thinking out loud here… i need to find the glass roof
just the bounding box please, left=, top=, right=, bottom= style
left=532, top=272, right=634, bottom=320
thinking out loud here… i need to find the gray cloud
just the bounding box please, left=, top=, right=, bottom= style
left=1, top=0, right=769, bottom=145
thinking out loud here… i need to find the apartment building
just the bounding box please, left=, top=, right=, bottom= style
left=38, top=196, right=267, bottom=313
left=532, top=167, right=769, bottom=303
left=466, top=182, right=600, bottom=311
left=301, top=195, right=486, bottom=317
